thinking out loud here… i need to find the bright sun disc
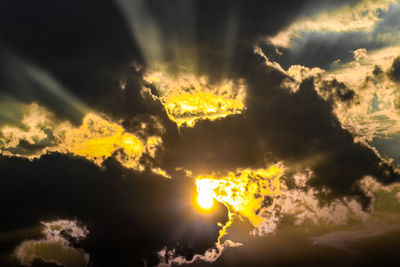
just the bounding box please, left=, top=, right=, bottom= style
left=196, top=179, right=215, bottom=210
left=197, top=191, right=214, bottom=209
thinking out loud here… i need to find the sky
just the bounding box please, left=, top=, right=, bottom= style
left=1, top=0, right=400, bottom=266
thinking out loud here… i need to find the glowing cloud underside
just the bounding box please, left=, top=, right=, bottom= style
left=0, top=103, right=165, bottom=173
left=157, top=166, right=283, bottom=266
left=159, top=168, right=396, bottom=265
left=56, top=113, right=146, bottom=169
left=143, top=71, right=246, bottom=128
left=196, top=166, right=282, bottom=227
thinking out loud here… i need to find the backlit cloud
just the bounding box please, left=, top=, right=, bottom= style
left=268, top=0, right=397, bottom=48
left=15, top=220, right=89, bottom=267
left=143, top=70, right=246, bottom=128
left=0, top=103, right=166, bottom=173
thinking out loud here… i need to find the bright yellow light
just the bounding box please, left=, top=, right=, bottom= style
left=197, top=181, right=215, bottom=209
left=193, top=165, right=283, bottom=249
left=0, top=104, right=166, bottom=173
left=143, top=71, right=246, bottom=128
left=55, top=113, right=145, bottom=169
left=195, top=165, right=282, bottom=226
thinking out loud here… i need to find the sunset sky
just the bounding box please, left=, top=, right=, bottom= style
left=1, top=1, right=400, bottom=266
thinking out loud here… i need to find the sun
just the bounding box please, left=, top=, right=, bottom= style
left=196, top=180, right=215, bottom=210
left=197, top=190, right=214, bottom=209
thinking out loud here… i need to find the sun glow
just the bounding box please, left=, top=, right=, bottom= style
left=196, top=179, right=215, bottom=209
left=143, top=71, right=246, bottom=128
left=195, top=165, right=282, bottom=226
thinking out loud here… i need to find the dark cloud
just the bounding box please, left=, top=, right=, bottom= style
left=388, top=57, right=400, bottom=82
left=373, top=65, right=384, bottom=78
left=267, top=31, right=386, bottom=70
left=0, top=154, right=227, bottom=266
left=319, top=79, right=355, bottom=102
left=373, top=3, right=400, bottom=45
left=191, top=220, right=400, bottom=267
left=0, top=0, right=365, bottom=115
left=263, top=2, right=400, bottom=70
left=159, top=51, right=400, bottom=205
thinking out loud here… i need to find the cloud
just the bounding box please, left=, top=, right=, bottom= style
left=353, top=48, right=368, bottom=62
left=312, top=176, right=400, bottom=252
left=388, top=56, right=400, bottom=81
left=262, top=1, right=400, bottom=73
left=194, top=166, right=369, bottom=237
left=157, top=169, right=399, bottom=266
left=157, top=240, right=241, bottom=267
left=313, top=47, right=400, bottom=145
left=143, top=70, right=246, bottom=128
left=194, top=166, right=282, bottom=228
left=268, top=0, right=397, bottom=48
left=311, top=218, right=400, bottom=253
left=154, top=166, right=281, bottom=266
left=256, top=0, right=400, bottom=173
left=255, top=39, right=400, bottom=173
left=0, top=153, right=230, bottom=266
left=15, top=220, right=89, bottom=267
left=255, top=171, right=369, bottom=235
left=0, top=103, right=165, bottom=173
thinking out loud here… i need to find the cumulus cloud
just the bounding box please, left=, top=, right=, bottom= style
left=259, top=31, right=400, bottom=165
left=156, top=168, right=400, bottom=266
left=192, top=167, right=369, bottom=237
left=0, top=102, right=166, bottom=174
left=15, top=220, right=89, bottom=267
left=268, top=0, right=397, bottom=48
left=311, top=47, right=400, bottom=146
left=254, top=170, right=369, bottom=235
left=353, top=48, right=368, bottom=62
left=143, top=70, right=246, bottom=128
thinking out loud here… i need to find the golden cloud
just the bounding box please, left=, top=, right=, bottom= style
left=195, top=166, right=282, bottom=227
left=0, top=103, right=167, bottom=174
left=54, top=113, right=147, bottom=170
left=195, top=166, right=368, bottom=237
left=143, top=71, right=246, bottom=128
left=159, top=166, right=376, bottom=266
